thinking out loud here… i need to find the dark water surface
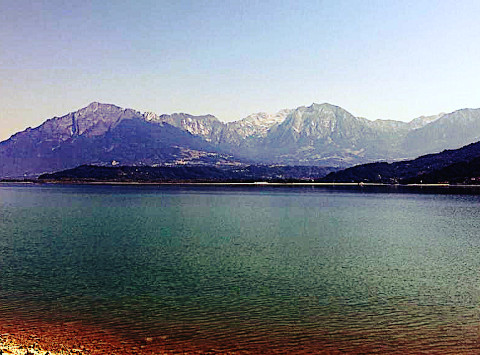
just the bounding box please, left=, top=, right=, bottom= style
left=2, top=184, right=480, bottom=353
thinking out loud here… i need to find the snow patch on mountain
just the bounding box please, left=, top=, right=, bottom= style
left=228, top=109, right=292, bottom=138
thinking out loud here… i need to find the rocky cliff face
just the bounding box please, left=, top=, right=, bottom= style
left=145, top=112, right=225, bottom=143
left=2, top=102, right=480, bottom=178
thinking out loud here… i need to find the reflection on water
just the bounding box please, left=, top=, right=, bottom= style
left=1, top=184, right=480, bottom=353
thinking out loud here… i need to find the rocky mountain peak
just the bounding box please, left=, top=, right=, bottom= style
left=308, top=102, right=340, bottom=111
left=279, top=102, right=358, bottom=138
left=408, top=113, right=444, bottom=129
left=144, top=111, right=160, bottom=121
left=69, top=102, right=141, bottom=138
left=77, top=102, right=120, bottom=115
left=436, top=108, right=479, bottom=124
left=300, top=102, right=354, bottom=119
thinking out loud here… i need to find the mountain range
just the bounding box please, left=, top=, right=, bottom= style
left=2, top=101, right=480, bottom=178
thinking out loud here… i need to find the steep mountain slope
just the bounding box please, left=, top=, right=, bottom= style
left=403, top=108, right=480, bottom=156
left=404, top=156, right=480, bottom=184
left=322, top=140, right=480, bottom=184
left=0, top=102, right=140, bottom=177
left=0, top=103, right=235, bottom=178
left=3, top=102, right=140, bottom=149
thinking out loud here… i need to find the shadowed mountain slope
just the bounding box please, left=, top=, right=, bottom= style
left=321, top=140, right=480, bottom=184
left=0, top=103, right=235, bottom=178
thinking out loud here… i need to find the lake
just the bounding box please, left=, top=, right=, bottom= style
left=1, top=184, right=480, bottom=353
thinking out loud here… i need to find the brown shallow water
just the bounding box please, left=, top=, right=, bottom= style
left=2, top=184, right=480, bottom=353
left=2, top=309, right=480, bottom=354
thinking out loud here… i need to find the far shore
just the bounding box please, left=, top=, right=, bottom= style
left=0, top=179, right=480, bottom=188
left=2, top=180, right=478, bottom=188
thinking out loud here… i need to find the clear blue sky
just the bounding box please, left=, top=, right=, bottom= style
left=1, top=0, right=480, bottom=140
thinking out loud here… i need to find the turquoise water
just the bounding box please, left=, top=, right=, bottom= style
left=2, top=184, right=480, bottom=353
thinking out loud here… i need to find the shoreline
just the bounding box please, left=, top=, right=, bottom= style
left=0, top=180, right=464, bottom=187
left=0, top=318, right=171, bottom=355
left=2, top=316, right=480, bottom=355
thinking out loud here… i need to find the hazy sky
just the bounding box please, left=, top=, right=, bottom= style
left=1, top=0, right=480, bottom=140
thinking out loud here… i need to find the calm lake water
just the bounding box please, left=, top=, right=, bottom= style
left=2, top=184, right=480, bottom=353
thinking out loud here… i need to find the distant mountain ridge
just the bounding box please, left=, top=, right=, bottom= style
left=143, top=108, right=292, bottom=147
left=2, top=101, right=480, bottom=178
left=146, top=103, right=473, bottom=166
left=321, top=140, right=480, bottom=184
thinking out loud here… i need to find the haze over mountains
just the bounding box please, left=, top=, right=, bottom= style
left=2, top=101, right=480, bottom=178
